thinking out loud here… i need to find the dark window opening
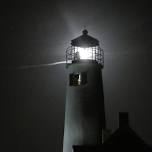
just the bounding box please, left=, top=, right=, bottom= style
left=69, top=72, right=87, bottom=86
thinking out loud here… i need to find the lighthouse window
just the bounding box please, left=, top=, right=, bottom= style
left=69, top=72, right=87, bottom=86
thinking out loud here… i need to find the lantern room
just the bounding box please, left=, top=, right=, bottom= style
left=66, top=29, right=104, bottom=67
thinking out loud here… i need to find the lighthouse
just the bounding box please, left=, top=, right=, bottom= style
left=63, top=30, right=105, bottom=152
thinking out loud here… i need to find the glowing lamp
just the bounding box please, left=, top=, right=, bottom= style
left=66, top=29, right=104, bottom=67
left=75, top=47, right=93, bottom=60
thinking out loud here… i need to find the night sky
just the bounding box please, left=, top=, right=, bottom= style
left=1, top=0, right=152, bottom=151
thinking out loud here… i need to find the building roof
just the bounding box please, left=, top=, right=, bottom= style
left=102, top=125, right=152, bottom=152
left=72, top=112, right=152, bottom=152
left=73, top=126, right=152, bottom=152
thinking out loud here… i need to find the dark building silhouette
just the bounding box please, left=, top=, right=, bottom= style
left=72, top=113, right=152, bottom=152
left=101, top=112, right=152, bottom=152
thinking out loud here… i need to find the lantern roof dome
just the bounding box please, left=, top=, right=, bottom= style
left=71, top=29, right=99, bottom=47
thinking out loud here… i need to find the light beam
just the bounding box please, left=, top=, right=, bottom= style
left=5, top=61, right=66, bottom=70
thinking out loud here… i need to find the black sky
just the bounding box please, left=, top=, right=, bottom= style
left=1, top=0, right=152, bottom=151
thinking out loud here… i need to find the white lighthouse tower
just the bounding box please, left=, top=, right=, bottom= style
left=63, top=30, right=105, bottom=152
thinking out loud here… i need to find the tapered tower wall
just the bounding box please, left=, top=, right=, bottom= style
left=63, top=60, right=105, bottom=152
